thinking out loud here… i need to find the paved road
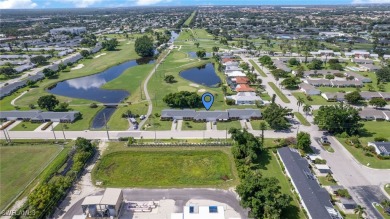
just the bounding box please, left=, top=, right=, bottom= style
left=62, top=188, right=247, bottom=219
left=138, top=46, right=173, bottom=129
left=350, top=186, right=387, bottom=219
left=242, top=55, right=390, bottom=218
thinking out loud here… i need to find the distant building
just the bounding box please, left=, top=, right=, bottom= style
left=160, top=109, right=262, bottom=121
left=299, top=83, right=321, bottom=96
left=50, top=27, right=86, bottom=35
left=226, top=92, right=263, bottom=105
left=0, top=110, right=80, bottom=123
left=319, top=32, right=345, bottom=37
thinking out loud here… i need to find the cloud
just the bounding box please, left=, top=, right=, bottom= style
left=134, top=0, right=172, bottom=5
left=0, top=0, right=37, bottom=9
left=352, top=0, right=390, bottom=3
left=60, top=0, right=102, bottom=7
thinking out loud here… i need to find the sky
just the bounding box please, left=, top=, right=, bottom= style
left=0, top=0, right=389, bottom=10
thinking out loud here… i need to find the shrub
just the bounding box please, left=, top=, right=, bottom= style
left=90, top=103, right=98, bottom=108
left=374, top=137, right=388, bottom=142
left=41, top=121, right=53, bottom=131
left=306, top=95, right=313, bottom=101
left=336, top=189, right=351, bottom=199
left=226, top=98, right=235, bottom=105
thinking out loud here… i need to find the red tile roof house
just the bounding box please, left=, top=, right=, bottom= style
left=222, top=58, right=234, bottom=63
left=235, top=76, right=250, bottom=84
left=235, top=84, right=255, bottom=92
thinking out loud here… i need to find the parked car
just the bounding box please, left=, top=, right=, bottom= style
left=140, top=115, right=146, bottom=120
left=133, top=124, right=138, bottom=130
left=320, top=136, right=330, bottom=144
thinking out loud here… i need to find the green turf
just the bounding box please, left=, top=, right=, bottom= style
left=249, top=60, right=267, bottom=77
left=268, top=82, right=291, bottom=103
left=217, top=121, right=242, bottom=130
left=0, top=145, right=62, bottom=210
left=10, top=122, right=42, bottom=131
left=182, top=121, right=206, bottom=130
left=292, top=92, right=337, bottom=106
left=143, top=119, right=173, bottom=131
left=317, top=176, right=338, bottom=186
left=183, top=11, right=196, bottom=26
left=93, top=149, right=234, bottom=187
left=337, top=123, right=390, bottom=169
left=250, top=120, right=271, bottom=130
left=54, top=105, right=103, bottom=131
left=293, top=112, right=311, bottom=126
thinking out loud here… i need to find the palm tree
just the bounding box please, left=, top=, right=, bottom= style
left=381, top=199, right=390, bottom=209
left=354, top=205, right=366, bottom=219
left=302, top=104, right=312, bottom=117
left=259, top=121, right=267, bottom=145
left=297, top=97, right=304, bottom=112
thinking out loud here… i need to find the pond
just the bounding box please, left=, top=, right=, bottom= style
left=179, top=63, right=221, bottom=87
left=48, top=58, right=154, bottom=103
left=48, top=58, right=154, bottom=129
left=188, top=51, right=212, bottom=58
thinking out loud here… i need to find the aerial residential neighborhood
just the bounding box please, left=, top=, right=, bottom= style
left=0, top=2, right=389, bottom=219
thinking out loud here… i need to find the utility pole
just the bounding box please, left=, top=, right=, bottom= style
left=2, top=129, right=9, bottom=143
left=51, top=123, right=57, bottom=140
left=5, top=129, right=11, bottom=143
left=103, top=113, right=110, bottom=140
left=61, top=124, right=66, bottom=140
left=140, top=82, right=143, bottom=100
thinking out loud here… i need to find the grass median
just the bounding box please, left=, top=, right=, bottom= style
left=293, top=112, right=311, bottom=126
left=249, top=60, right=267, bottom=77
left=268, top=82, right=291, bottom=103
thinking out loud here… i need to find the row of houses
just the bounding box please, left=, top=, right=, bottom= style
left=222, top=57, right=265, bottom=105
left=359, top=109, right=390, bottom=121
left=0, top=110, right=80, bottom=123
left=277, top=147, right=343, bottom=219
left=160, top=109, right=262, bottom=122
left=309, top=49, right=390, bottom=60
left=322, top=91, right=390, bottom=102
left=0, top=43, right=102, bottom=99
left=303, top=79, right=364, bottom=88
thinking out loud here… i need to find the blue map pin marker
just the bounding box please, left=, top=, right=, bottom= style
left=201, top=92, right=214, bottom=111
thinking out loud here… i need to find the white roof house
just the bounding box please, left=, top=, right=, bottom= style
left=226, top=71, right=246, bottom=78
left=172, top=206, right=227, bottom=219
left=226, top=92, right=262, bottom=105
left=300, top=83, right=321, bottom=96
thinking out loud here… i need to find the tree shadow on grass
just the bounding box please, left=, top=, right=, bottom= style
left=254, top=149, right=272, bottom=171
left=281, top=204, right=302, bottom=219
left=358, top=128, right=374, bottom=138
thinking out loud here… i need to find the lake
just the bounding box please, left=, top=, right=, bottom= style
left=48, top=58, right=154, bottom=129
left=179, top=63, right=221, bottom=87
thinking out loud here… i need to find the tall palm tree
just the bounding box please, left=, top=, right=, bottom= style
left=381, top=199, right=390, bottom=209
left=354, top=205, right=366, bottom=219
left=259, top=121, right=267, bottom=146
left=302, top=104, right=312, bottom=117
left=297, top=97, right=304, bottom=112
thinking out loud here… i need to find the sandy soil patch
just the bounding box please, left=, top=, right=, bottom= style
left=71, top=64, right=84, bottom=70
left=94, top=53, right=107, bottom=59
left=198, top=89, right=206, bottom=93
left=189, top=83, right=200, bottom=88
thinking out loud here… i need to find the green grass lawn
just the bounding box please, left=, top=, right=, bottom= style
left=54, top=105, right=103, bottom=131
left=250, top=120, right=271, bottom=130
left=0, top=145, right=62, bottom=210
left=293, top=112, right=311, bottom=126
left=10, top=122, right=42, bottom=131
left=317, top=176, right=338, bottom=186
left=249, top=60, right=267, bottom=77
left=323, top=144, right=335, bottom=153
left=93, top=147, right=235, bottom=188
left=143, top=119, right=173, bottom=131
left=292, top=92, right=337, bottom=106
left=217, top=121, right=242, bottom=130
left=182, top=121, right=206, bottom=130
left=257, top=141, right=306, bottom=219
left=337, top=122, right=390, bottom=169
left=183, top=11, right=196, bottom=26
left=268, top=82, right=291, bottom=103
